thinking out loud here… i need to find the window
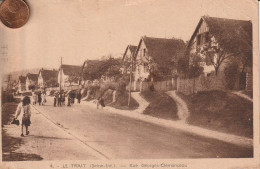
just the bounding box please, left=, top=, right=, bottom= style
left=143, top=48, right=146, bottom=57
left=197, top=34, right=201, bottom=46
left=205, top=32, right=209, bottom=43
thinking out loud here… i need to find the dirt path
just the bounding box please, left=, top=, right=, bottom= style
left=131, top=92, right=150, bottom=113
left=232, top=91, right=253, bottom=102
left=166, top=91, right=190, bottom=122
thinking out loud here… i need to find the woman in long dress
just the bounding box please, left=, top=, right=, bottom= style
left=14, top=96, right=31, bottom=137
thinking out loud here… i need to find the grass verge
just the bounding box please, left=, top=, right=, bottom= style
left=109, top=92, right=139, bottom=110
left=141, top=91, right=178, bottom=120
left=177, top=90, right=253, bottom=138
left=241, top=90, right=253, bottom=99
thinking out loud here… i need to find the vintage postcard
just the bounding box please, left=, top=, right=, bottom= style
left=0, top=0, right=259, bottom=169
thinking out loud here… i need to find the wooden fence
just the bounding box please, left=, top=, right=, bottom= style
left=127, top=78, right=177, bottom=92
left=177, top=73, right=226, bottom=95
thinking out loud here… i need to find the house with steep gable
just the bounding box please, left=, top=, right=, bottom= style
left=38, top=68, right=59, bottom=88
left=17, top=76, right=26, bottom=92
left=25, top=73, right=38, bottom=91
left=187, top=16, right=252, bottom=90
left=133, top=36, right=186, bottom=90
left=122, top=45, right=137, bottom=74
left=58, top=64, right=82, bottom=87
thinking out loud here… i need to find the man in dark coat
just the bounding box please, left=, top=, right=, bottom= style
left=77, top=91, right=82, bottom=104
left=38, top=91, right=42, bottom=105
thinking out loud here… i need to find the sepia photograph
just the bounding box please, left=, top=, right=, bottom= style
left=0, top=0, right=259, bottom=169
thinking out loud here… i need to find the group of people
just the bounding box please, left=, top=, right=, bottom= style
left=54, top=90, right=82, bottom=107
left=13, top=89, right=106, bottom=137
left=32, top=91, right=46, bottom=106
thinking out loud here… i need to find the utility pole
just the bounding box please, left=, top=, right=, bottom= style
left=128, top=53, right=133, bottom=107
left=60, top=57, right=62, bottom=96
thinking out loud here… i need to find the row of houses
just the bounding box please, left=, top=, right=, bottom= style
left=17, top=65, right=85, bottom=92
left=122, top=16, right=253, bottom=92
left=17, top=15, right=253, bottom=93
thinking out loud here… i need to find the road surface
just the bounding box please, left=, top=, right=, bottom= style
left=4, top=96, right=253, bottom=160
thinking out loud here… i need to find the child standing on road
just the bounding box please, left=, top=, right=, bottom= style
left=14, top=96, right=31, bottom=137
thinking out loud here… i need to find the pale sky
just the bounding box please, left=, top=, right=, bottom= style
left=0, top=0, right=257, bottom=73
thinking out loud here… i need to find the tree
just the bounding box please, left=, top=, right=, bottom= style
left=145, top=38, right=186, bottom=81
left=83, top=56, right=122, bottom=82
left=197, top=17, right=252, bottom=75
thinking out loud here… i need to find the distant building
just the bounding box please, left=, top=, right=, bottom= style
left=58, top=64, right=82, bottom=87
left=25, top=73, right=38, bottom=91
left=38, top=68, right=58, bottom=88
left=17, top=76, right=26, bottom=92
left=122, top=45, right=137, bottom=74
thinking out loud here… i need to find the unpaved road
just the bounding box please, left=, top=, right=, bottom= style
left=3, top=96, right=253, bottom=160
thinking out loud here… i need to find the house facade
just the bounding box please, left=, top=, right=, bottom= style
left=133, top=36, right=185, bottom=90
left=25, top=73, right=38, bottom=91
left=17, top=76, right=26, bottom=92
left=122, top=45, right=137, bottom=74
left=58, top=64, right=82, bottom=87
left=187, top=16, right=252, bottom=90
left=38, top=68, right=58, bottom=88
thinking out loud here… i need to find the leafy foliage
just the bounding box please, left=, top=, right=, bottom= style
left=83, top=56, right=122, bottom=81
left=197, top=16, right=252, bottom=75
left=224, top=62, right=239, bottom=90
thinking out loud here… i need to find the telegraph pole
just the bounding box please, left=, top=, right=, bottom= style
left=59, top=57, right=62, bottom=96
left=128, top=53, right=133, bottom=107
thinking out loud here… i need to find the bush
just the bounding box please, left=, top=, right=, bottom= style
left=224, top=62, right=239, bottom=90
left=1, top=91, right=14, bottom=103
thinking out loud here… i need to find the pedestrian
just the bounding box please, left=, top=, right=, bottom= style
left=67, top=94, right=71, bottom=107
left=14, top=96, right=31, bottom=137
left=62, top=93, right=66, bottom=105
left=54, top=93, right=57, bottom=107
left=72, top=91, right=75, bottom=104
left=77, top=91, right=82, bottom=104
left=97, top=97, right=105, bottom=109
left=57, top=92, right=61, bottom=107
left=41, top=92, right=46, bottom=105
left=38, top=91, right=42, bottom=105
left=32, top=92, right=37, bottom=105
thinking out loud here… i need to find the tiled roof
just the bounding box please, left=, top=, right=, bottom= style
left=188, top=16, right=252, bottom=48
left=18, top=76, right=26, bottom=83
left=137, top=36, right=186, bottom=64
left=123, top=45, right=137, bottom=61
left=60, top=64, right=82, bottom=76
left=39, top=69, right=58, bottom=81
left=27, top=73, right=38, bottom=82
left=82, top=60, right=101, bottom=70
